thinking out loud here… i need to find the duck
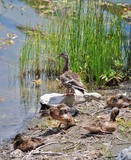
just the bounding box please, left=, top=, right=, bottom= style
left=49, top=103, right=75, bottom=130
left=7, top=33, right=18, bottom=40
left=58, top=52, right=86, bottom=95
left=32, top=75, right=42, bottom=86
left=83, top=107, right=119, bottom=134
left=13, top=134, right=44, bottom=152
left=106, top=94, right=131, bottom=108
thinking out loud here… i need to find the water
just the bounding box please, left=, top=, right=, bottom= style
left=0, top=0, right=58, bottom=142
left=107, top=0, right=131, bottom=4
left=0, top=0, right=130, bottom=142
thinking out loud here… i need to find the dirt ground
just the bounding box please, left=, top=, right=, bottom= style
left=0, top=80, right=131, bottom=160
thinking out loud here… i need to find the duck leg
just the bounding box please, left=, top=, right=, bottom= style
left=66, top=88, right=75, bottom=96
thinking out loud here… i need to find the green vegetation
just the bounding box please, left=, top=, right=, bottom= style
left=20, top=24, right=43, bottom=77
left=117, top=118, right=131, bottom=133
left=20, top=0, right=130, bottom=86
left=0, top=0, right=7, bottom=9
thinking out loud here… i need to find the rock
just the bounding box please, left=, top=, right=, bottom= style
left=40, top=91, right=101, bottom=108
left=40, top=93, right=65, bottom=107
left=84, top=92, right=102, bottom=101
left=40, top=93, right=78, bottom=116
left=10, top=149, right=24, bottom=158
left=116, top=146, right=131, bottom=160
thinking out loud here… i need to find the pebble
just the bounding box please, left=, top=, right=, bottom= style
left=10, top=149, right=23, bottom=158
left=116, top=146, right=131, bottom=160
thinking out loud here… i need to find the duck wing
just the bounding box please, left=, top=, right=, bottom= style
left=63, top=70, right=84, bottom=88
left=101, top=121, right=116, bottom=133
left=60, top=70, right=84, bottom=87
left=60, top=74, right=85, bottom=93
left=83, top=125, right=103, bottom=134
left=50, top=107, right=60, bottom=120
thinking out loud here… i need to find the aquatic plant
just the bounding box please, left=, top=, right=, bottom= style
left=117, top=118, right=131, bottom=133
left=19, top=24, right=43, bottom=77
left=45, top=0, right=126, bottom=85
left=0, top=0, right=7, bottom=9
left=19, top=24, right=58, bottom=78
left=20, top=0, right=129, bottom=86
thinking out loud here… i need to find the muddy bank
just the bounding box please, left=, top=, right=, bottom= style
left=0, top=80, right=131, bottom=160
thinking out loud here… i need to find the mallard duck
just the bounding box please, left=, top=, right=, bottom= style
left=106, top=94, right=131, bottom=108
left=83, top=107, right=119, bottom=134
left=58, top=52, right=85, bottom=95
left=49, top=103, right=75, bottom=130
left=13, top=134, right=44, bottom=152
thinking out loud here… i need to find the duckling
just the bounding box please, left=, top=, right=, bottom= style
left=6, top=33, right=18, bottom=45
left=7, top=33, right=18, bottom=39
left=13, top=134, right=44, bottom=152
left=58, top=52, right=86, bottom=95
left=32, top=75, right=42, bottom=86
left=49, top=103, right=75, bottom=130
left=0, top=96, right=4, bottom=102
left=106, top=94, right=131, bottom=108
left=83, top=107, right=119, bottom=134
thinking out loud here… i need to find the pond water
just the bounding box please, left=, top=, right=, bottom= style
left=109, top=0, right=131, bottom=3
left=0, top=0, right=131, bottom=142
left=0, top=0, right=59, bottom=142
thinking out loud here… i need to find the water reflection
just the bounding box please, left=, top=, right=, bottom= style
left=0, top=0, right=48, bottom=142
left=100, top=1, right=131, bottom=69
left=122, top=24, right=131, bottom=69
left=19, top=75, right=60, bottom=109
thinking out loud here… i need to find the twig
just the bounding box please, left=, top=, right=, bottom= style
left=64, top=141, right=80, bottom=150
left=105, top=155, right=117, bottom=158
left=22, top=141, right=61, bottom=160
left=105, top=141, right=113, bottom=152
left=78, top=109, right=91, bottom=116
left=117, top=142, right=130, bottom=145
left=33, top=151, right=65, bottom=156
left=91, top=108, right=109, bottom=116
left=115, top=135, right=128, bottom=142
left=40, top=151, right=95, bottom=158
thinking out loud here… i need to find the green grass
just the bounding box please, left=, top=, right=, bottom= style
left=45, top=0, right=125, bottom=85
left=19, top=24, right=59, bottom=78
left=20, top=0, right=128, bottom=86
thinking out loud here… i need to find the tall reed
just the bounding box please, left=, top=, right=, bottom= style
left=20, top=25, right=43, bottom=77
left=45, top=0, right=124, bottom=85
left=20, top=0, right=126, bottom=85
left=19, top=23, right=59, bottom=78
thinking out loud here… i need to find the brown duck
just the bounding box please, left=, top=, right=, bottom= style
left=32, top=75, right=42, bottom=86
left=106, top=94, right=131, bottom=108
left=58, top=52, right=86, bottom=95
left=13, top=134, right=45, bottom=152
left=49, top=103, right=75, bottom=129
left=83, top=107, right=119, bottom=134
